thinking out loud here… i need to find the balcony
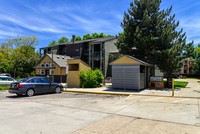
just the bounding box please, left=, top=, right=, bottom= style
left=92, top=52, right=100, bottom=60
left=84, top=49, right=89, bottom=55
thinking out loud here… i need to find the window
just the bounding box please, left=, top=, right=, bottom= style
left=40, top=69, right=45, bottom=75
left=45, top=63, right=49, bottom=68
left=40, top=78, right=49, bottom=83
left=40, top=63, right=45, bottom=68
left=7, top=78, right=14, bottom=81
left=0, top=77, right=7, bottom=81
left=69, top=64, right=79, bottom=71
left=32, top=78, right=41, bottom=83
left=49, top=69, right=54, bottom=75
left=49, top=63, right=54, bottom=68
left=27, top=79, right=36, bottom=83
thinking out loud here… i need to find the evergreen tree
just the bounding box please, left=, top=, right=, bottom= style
left=116, top=0, right=187, bottom=76
left=193, top=44, right=200, bottom=74
left=182, top=41, right=195, bottom=59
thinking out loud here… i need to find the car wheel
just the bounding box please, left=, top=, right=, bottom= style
left=55, top=87, right=61, bottom=93
left=26, top=89, right=34, bottom=97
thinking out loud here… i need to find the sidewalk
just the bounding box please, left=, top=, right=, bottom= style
left=63, top=79, right=200, bottom=98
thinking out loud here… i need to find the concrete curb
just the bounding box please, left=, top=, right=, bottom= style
left=63, top=90, right=200, bottom=99
left=63, top=90, right=131, bottom=96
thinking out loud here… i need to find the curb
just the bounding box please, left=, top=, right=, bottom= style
left=63, top=90, right=131, bottom=96
left=63, top=90, right=200, bottom=99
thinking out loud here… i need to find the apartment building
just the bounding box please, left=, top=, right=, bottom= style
left=39, top=37, right=119, bottom=77
left=180, top=58, right=195, bottom=74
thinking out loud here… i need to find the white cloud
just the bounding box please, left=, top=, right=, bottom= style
left=0, top=12, right=68, bottom=34
left=178, top=17, right=200, bottom=45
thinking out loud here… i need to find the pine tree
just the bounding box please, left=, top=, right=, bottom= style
left=116, top=0, right=187, bottom=76
left=193, top=44, right=200, bottom=74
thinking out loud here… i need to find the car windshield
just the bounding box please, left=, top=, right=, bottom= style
left=17, top=78, right=29, bottom=83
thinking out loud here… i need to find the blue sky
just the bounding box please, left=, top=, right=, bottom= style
left=0, top=0, right=200, bottom=50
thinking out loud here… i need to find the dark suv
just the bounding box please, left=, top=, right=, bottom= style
left=9, top=77, right=63, bottom=97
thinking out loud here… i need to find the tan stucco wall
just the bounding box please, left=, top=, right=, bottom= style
left=67, top=59, right=91, bottom=88
left=111, top=56, right=140, bottom=65
left=79, top=62, right=90, bottom=72
left=61, top=68, right=66, bottom=75
left=67, top=71, right=80, bottom=87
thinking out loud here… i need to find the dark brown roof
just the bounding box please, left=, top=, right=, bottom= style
left=40, top=37, right=116, bottom=49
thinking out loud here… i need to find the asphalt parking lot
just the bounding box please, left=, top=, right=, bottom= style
left=1, top=91, right=200, bottom=134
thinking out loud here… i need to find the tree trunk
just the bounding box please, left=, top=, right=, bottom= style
left=166, top=77, right=172, bottom=88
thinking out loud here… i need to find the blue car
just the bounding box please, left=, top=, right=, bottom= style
left=9, top=77, right=63, bottom=97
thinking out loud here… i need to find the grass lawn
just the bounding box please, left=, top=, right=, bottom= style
left=187, top=78, right=200, bottom=80
left=0, top=85, right=10, bottom=90
left=174, top=81, right=188, bottom=88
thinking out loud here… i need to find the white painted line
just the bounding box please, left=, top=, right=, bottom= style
left=124, top=95, right=143, bottom=100
left=111, top=94, right=141, bottom=106
left=124, top=94, right=133, bottom=100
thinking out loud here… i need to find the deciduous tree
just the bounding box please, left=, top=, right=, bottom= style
left=58, top=37, right=69, bottom=43
left=48, top=40, right=57, bottom=46
left=0, top=36, right=40, bottom=77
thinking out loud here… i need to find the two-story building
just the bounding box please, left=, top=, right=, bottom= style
left=34, top=53, right=72, bottom=83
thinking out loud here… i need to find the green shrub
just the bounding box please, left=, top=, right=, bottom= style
left=80, top=69, right=104, bottom=88
left=0, top=85, right=10, bottom=90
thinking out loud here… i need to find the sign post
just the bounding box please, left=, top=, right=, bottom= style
left=172, top=78, right=174, bottom=97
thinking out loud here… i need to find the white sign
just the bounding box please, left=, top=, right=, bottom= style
left=66, top=63, right=68, bottom=74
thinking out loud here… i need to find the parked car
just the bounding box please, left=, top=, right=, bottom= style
left=0, top=76, right=16, bottom=85
left=0, top=73, right=11, bottom=77
left=9, top=77, right=63, bottom=97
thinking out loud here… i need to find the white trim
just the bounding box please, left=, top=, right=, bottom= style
left=49, top=69, right=54, bottom=75
left=40, top=69, right=45, bottom=75
left=66, top=63, right=68, bottom=74
left=50, top=63, right=54, bottom=68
